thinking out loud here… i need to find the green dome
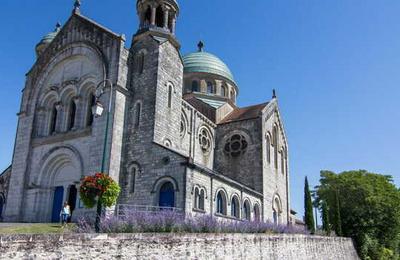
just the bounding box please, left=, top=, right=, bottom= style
left=36, top=23, right=61, bottom=57
left=182, top=50, right=236, bottom=84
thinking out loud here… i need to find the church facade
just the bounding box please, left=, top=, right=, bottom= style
left=2, top=0, right=291, bottom=225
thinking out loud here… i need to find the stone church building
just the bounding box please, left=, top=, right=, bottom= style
left=1, top=0, right=291, bottom=224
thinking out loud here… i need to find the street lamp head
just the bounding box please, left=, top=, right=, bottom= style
left=92, top=101, right=104, bottom=117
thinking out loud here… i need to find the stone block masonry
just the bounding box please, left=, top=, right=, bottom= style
left=0, top=233, right=359, bottom=260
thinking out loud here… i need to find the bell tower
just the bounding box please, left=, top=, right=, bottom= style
left=136, top=0, right=179, bottom=36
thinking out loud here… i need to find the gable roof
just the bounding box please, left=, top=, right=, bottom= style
left=183, top=93, right=216, bottom=122
left=219, top=102, right=268, bottom=124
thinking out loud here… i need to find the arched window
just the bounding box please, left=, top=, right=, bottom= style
left=130, top=167, right=137, bottom=193
left=194, top=187, right=200, bottom=209
left=281, top=148, right=285, bottom=175
left=273, top=196, right=282, bottom=225
left=168, top=84, right=173, bottom=108
left=67, top=100, right=76, bottom=131
left=254, top=204, right=261, bottom=222
left=231, top=196, right=240, bottom=218
left=243, top=200, right=251, bottom=221
left=230, top=90, right=235, bottom=101
left=49, top=105, right=58, bottom=134
left=192, top=81, right=199, bottom=92
left=136, top=53, right=145, bottom=74
left=134, top=102, right=141, bottom=130
left=159, top=182, right=175, bottom=208
left=199, top=189, right=205, bottom=210
left=266, top=135, right=271, bottom=164
left=216, top=190, right=227, bottom=215
left=86, top=93, right=96, bottom=127
left=273, top=125, right=279, bottom=170
left=207, top=81, right=214, bottom=94
left=155, top=6, right=164, bottom=27
left=194, top=187, right=205, bottom=210
left=221, top=85, right=226, bottom=97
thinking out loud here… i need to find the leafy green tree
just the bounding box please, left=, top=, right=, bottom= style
left=321, top=201, right=331, bottom=235
left=334, top=190, right=342, bottom=236
left=315, top=170, right=400, bottom=260
left=304, top=176, right=315, bottom=234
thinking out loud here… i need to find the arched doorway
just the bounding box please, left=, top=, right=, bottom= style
left=159, top=182, right=175, bottom=209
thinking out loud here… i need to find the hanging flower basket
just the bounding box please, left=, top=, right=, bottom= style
left=79, top=173, right=121, bottom=208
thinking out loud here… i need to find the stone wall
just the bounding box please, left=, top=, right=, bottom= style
left=0, top=233, right=359, bottom=260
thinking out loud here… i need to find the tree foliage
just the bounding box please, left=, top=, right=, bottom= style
left=304, top=176, right=315, bottom=234
left=315, top=170, right=400, bottom=260
left=321, top=201, right=331, bottom=235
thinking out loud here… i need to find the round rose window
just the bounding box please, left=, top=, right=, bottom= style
left=199, top=128, right=212, bottom=153
left=224, top=134, right=248, bottom=157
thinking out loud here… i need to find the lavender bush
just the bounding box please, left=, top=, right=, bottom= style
left=76, top=210, right=309, bottom=235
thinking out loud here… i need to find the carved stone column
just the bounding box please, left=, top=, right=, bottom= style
left=163, top=9, right=169, bottom=29
left=151, top=6, right=156, bottom=25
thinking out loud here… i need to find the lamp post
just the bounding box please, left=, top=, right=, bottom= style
left=92, top=79, right=114, bottom=233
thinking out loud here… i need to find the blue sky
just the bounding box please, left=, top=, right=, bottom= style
left=1, top=0, right=399, bottom=218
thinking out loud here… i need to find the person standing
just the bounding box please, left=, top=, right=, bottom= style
left=60, top=202, right=71, bottom=226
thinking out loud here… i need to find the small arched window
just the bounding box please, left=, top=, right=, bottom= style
left=130, top=167, right=137, bottom=193
left=207, top=81, right=214, bottom=94
left=194, top=187, right=200, bottom=209
left=86, top=93, right=96, bottom=127
left=230, top=90, right=235, bottom=101
left=216, top=190, right=227, bottom=215
left=192, top=81, right=199, bottom=92
left=168, top=84, right=173, bottom=108
left=266, top=135, right=271, bottom=164
left=243, top=200, right=251, bottom=221
left=281, top=148, right=285, bottom=175
left=221, top=85, right=227, bottom=97
left=49, top=105, right=58, bottom=134
left=67, top=100, right=76, bottom=131
left=231, top=196, right=240, bottom=218
left=273, top=196, right=282, bottom=225
left=254, top=204, right=261, bottom=222
left=134, top=102, right=141, bottom=129
left=199, top=189, right=205, bottom=210
left=136, top=53, right=145, bottom=74
left=273, top=125, right=279, bottom=170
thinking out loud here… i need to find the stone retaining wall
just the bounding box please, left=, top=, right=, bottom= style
left=0, top=233, right=359, bottom=259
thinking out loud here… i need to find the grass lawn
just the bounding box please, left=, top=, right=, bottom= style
left=0, top=224, right=75, bottom=234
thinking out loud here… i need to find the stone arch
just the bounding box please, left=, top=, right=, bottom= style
left=28, top=42, right=107, bottom=117
left=36, top=145, right=84, bottom=187
left=34, top=145, right=84, bottom=222
left=151, top=176, right=179, bottom=193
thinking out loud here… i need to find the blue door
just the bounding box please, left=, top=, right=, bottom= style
left=51, top=186, right=64, bottom=223
left=159, top=182, right=175, bottom=209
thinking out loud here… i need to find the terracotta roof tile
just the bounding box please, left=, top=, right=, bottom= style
left=219, top=102, right=268, bottom=124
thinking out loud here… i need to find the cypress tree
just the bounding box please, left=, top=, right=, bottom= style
left=334, top=190, right=342, bottom=236
left=304, top=177, right=315, bottom=234
left=321, top=201, right=331, bottom=235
